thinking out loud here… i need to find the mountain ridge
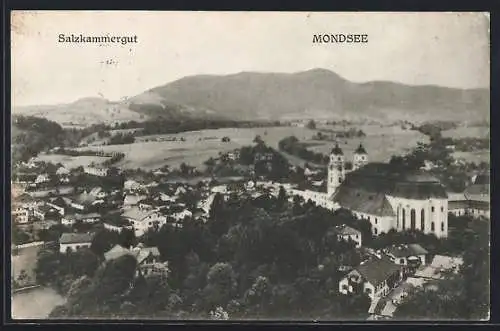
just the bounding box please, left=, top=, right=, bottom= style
left=14, top=68, right=489, bottom=125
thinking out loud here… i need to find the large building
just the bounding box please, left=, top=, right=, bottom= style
left=448, top=172, right=490, bottom=219
left=328, top=144, right=449, bottom=238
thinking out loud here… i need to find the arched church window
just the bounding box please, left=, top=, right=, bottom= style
left=374, top=228, right=378, bottom=235
left=396, top=207, right=400, bottom=228
left=431, top=206, right=435, bottom=212
left=441, top=206, right=444, bottom=212
left=410, top=209, right=416, bottom=230
left=441, top=222, right=444, bottom=232
left=402, top=208, right=406, bottom=229
left=338, top=177, right=342, bottom=184
left=420, top=209, right=425, bottom=231
left=431, top=222, right=435, bottom=231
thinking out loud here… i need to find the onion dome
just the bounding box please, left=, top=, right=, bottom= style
left=331, top=143, right=344, bottom=155
left=355, top=143, right=367, bottom=155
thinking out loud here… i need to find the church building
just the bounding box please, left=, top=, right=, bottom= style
left=328, top=143, right=449, bottom=238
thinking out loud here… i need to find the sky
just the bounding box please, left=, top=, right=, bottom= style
left=11, top=11, right=490, bottom=106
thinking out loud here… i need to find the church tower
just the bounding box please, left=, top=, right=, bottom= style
left=353, top=143, right=368, bottom=171
left=328, top=143, right=345, bottom=196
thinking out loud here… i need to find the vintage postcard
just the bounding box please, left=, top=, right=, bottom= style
left=10, top=11, right=490, bottom=321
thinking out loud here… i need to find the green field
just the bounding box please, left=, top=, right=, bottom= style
left=452, top=151, right=490, bottom=164
left=69, top=125, right=426, bottom=170
left=309, top=124, right=429, bottom=163
left=36, top=153, right=111, bottom=169
left=441, top=125, right=489, bottom=139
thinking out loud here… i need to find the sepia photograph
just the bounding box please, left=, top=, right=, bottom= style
left=10, top=11, right=490, bottom=321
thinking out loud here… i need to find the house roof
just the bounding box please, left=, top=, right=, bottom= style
left=464, top=184, right=489, bottom=202
left=335, top=224, right=361, bottom=236
left=132, top=246, right=160, bottom=264
left=121, top=207, right=157, bottom=222
left=16, top=193, right=36, bottom=203
left=430, top=255, right=463, bottom=269
left=104, top=244, right=134, bottom=261
left=355, top=257, right=401, bottom=286
left=59, top=232, right=94, bottom=244
left=386, top=244, right=428, bottom=258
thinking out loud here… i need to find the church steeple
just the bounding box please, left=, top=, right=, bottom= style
left=353, top=143, right=368, bottom=171
left=327, top=143, right=345, bottom=196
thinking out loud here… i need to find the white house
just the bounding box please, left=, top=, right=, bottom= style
left=122, top=207, right=167, bottom=237
left=59, top=232, right=94, bottom=253
left=13, top=207, right=30, bottom=224
left=384, top=243, right=428, bottom=266
left=56, top=166, right=70, bottom=176
left=338, top=257, right=403, bottom=301
left=84, top=166, right=109, bottom=177
left=35, top=173, right=50, bottom=184
left=334, top=224, right=362, bottom=248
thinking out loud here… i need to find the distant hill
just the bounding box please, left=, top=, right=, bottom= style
left=13, top=69, right=489, bottom=125
left=142, top=68, right=489, bottom=122
left=13, top=97, right=145, bottom=127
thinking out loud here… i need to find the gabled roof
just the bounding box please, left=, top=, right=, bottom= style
left=386, top=244, right=428, bottom=258
left=334, top=224, right=361, bottom=236
left=59, top=232, right=94, bottom=244
left=104, top=244, right=134, bottom=261
left=355, top=257, right=401, bottom=286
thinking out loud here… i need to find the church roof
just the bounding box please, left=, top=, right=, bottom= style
left=331, top=143, right=343, bottom=155
left=334, top=188, right=395, bottom=217
left=334, top=163, right=448, bottom=201
left=355, top=144, right=367, bottom=155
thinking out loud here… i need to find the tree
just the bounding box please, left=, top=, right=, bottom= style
left=203, top=262, right=238, bottom=309
left=306, top=120, right=316, bottom=130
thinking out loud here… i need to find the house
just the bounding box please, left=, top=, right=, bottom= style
left=47, top=197, right=68, bottom=216
left=103, top=222, right=132, bottom=233
left=15, top=193, right=40, bottom=210
left=384, top=243, right=428, bottom=266
left=122, top=207, right=167, bottom=237
left=338, top=257, right=403, bottom=301
left=84, top=166, right=109, bottom=177
left=56, top=166, right=70, bottom=176
left=61, top=214, right=77, bottom=226
left=35, top=173, right=50, bottom=184
left=77, top=212, right=101, bottom=224
left=172, top=209, right=192, bottom=221
left=59, top=232, right=94, bottom=253
left=175, top=186, right=187, bottom=196
left=334, top=224, right=362, bottom=248
left=33, top=204, right=59, bottom=221
left=414, top=255, right=463, bottom=280
left=123, top=194, right=147, bottom=208
left=13, top=207, right=30, bottom=224
left=104, top=244, right=169, bottom=278
left=124, top=180, right=141, bottom=191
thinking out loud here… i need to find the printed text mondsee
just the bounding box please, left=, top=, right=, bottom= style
left=313, top=34, right=368, bottom=43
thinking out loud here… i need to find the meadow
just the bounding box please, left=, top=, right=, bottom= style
left=69, top=125, right=427, bottom=170
left=441, top=125, right=489, bottom=139
left=36, top=153, right=111, bottom=169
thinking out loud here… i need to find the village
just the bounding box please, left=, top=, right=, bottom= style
left=11, top=133, right=490, bottom=320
